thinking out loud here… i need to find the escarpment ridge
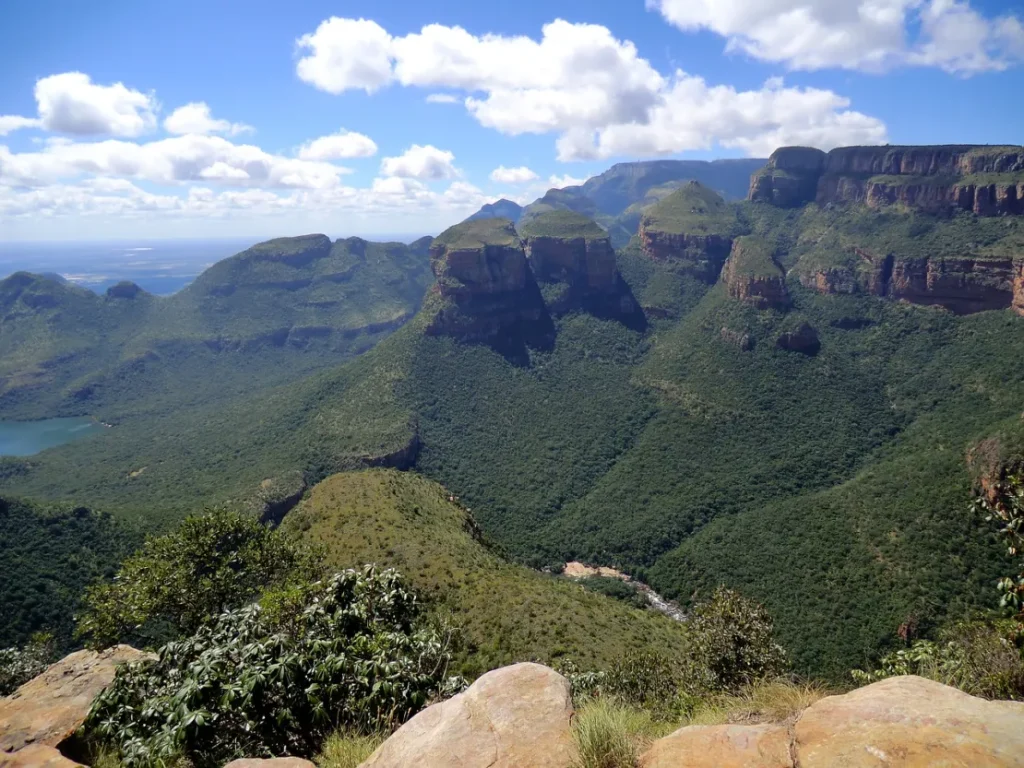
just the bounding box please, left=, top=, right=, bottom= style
left=751, top=144, right=1024, bottom=215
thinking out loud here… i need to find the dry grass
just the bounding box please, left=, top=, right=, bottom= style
left=683, top=679, right=831, bottom=727
left=571, top=697, right=673, bottom=768
left=316, top=730, right=386, bottom=768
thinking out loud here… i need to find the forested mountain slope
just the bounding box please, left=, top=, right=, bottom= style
left=5, top=146, right=1024, bottom=679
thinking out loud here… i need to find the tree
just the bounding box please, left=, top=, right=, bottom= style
left=85, top=568, right=455, bottom=767
left=973, top=474, right=1024, bottom=624
left=77, top=509, right=322, bottom=648
left=685, top=587, right=788, bottom=692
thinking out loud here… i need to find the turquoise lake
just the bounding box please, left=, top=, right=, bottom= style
left=0, top=417, right=104, bottom=456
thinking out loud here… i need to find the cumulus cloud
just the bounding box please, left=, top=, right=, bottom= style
left=648, top=0, right=1024, bottom=75
left=295, top=17, right=887, bottom=161
left=557, top=73, right=888, bottom=161
left=295, top=17, right=394, bottom=93
left=164, top=102, right=252, bottom=136
left=380, top=144, right=458, bottom=179
left=0, top=134, right=348, bottom=190
left=297, top=129, right=378, bottom=160
left=548, top=173, right=587, bottom=188
left=425, top=93, right=459, bottom=104
left=0, top=115, right=41, bottom=136
left=489, top=165, right=539, bottom=184
left=34, top=72, right=158, bottom=136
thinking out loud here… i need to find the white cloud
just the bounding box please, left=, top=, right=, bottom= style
left=490, top=165, right=539, bottom=184
left=295, top=17, right=394, bottom=94
left=648, top=0, right=1024, bottom=75
left=295, top=17, right=886, bottom=161
left=548, top=173, right=587, bottom=188
left=0, top=115, right=41, bottom=136
left=34, top=72, right=158, bottom=136
left=380, top=144, right=457, bottom=179
left=557, top=72, right=887, bottom=161
left=297, top=129, right=378, bottom=160
left=425, top=93, right=459, bottom=104
left=164, top=102, right=252, bottom=136
left=0, top=134, right=348, bottom=190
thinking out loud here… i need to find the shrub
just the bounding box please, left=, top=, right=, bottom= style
left=78, top=509, right=322, bottom=648
left=85, top=567, right=455, bottom=767
left=580, top=577, right=648, bottom=610
left=0, top=632, right=55, bottom=696
left=852, top=619, right=1024, bottom=700
left=973, top=474, right=1024, bottom=623
left=684, top=587, right=788, bottom=693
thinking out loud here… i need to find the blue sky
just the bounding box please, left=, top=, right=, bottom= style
left=1, top=0, right=1022, bottom=241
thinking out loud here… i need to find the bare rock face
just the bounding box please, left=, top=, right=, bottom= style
left=0, top=646, right=152, bottom=760
left=0, top=744, right=84, bottom=768
left=642, top=675, right=1024, bottom=768
left=222, top=759, right=316, bottom=768
left=524, top=236, right=617, bottom=293
left=797, top=248, right=1019, bottom=315
left=750, top=144, right=1024, bottom=217
left=360, top=662, right=575, bottom=768
left=748, top=147, right=827, bottom=207
left=428, top=219, right=551, bottom=345
left=776, top=322, right=820, bottom=355
left=641, top=723, right=792, bottom=768
left=721, top=237, right=789, bottom=310
left=795, top=675, right=1024, bottom=767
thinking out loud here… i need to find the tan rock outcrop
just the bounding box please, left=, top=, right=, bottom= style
left=359, top=662, right=575, bottom=768
left=642, top=723, right=792, bottom=768
left=638, top=228, right=733, bottom=280
left=641, top=675, right=1024, bottom=767
left=795, top=675, right=1024, bottom=767
left=222, top=759, right=316, bottom=768
left=0, top=744, right=84, bottom=768
left=0, top=646, right=151, bottom=757
left=721, top=237, right=789, bottom=310
left=523, top=236, right=617, bottom=292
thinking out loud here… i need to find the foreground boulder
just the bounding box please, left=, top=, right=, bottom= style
left=360, top=662, right=575, bottom=768
left=0, top=646, right=151, bottom=761
left=795, top=675, right=1024, bottom=766
left=642, top=675, right=1024, bottom=767
left=222, top=759, right=315, bottom=768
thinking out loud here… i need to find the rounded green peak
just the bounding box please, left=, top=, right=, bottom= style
left=642, top=181, right=737, bottom=235
left=517, top=210, right=607, bottom=241
left=245, top=234, right=332, bottom=258
left=433, top=217, right=520, bottom=251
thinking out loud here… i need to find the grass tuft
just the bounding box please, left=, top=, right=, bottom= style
left=571, top=697, right=670, bottom=768
left=316, top=730, right=386, bottom=768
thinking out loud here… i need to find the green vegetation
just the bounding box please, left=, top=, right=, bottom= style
left=570, top=697, right=666, bottom=768
left=281, top=470, right=690, bottom=675
left=852, top=619, right=1024, bottom=700
left=726, top=236, right=781, bottom=278
left=0, top=234, right=433, bottom=422
left=432, top=218, right=520, bottom=250
left=580, top=577, right=647, bottom=610
left=85, top=568, right=453, bottom=768
left=0, top=496, right=136, bottom=648
left=78, top=509, right=321, bottom=648
left=317, top=731, right=385, bottom=768
left=519, top=210, right=608, bottom=241
left=640, top=182, right=742, bottom=236
left=0, top=632, right=55, bottom=696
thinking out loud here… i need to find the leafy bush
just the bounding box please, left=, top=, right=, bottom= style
left=0, top=632, right=55, bottom=696
left=685, top=587, right=788, bottom=693
left=973, top=474, right=1024, bottom=621
left=85, top=567, right=454, bottom=767
left=78, top=509, right=322, bottom=648
left=852, top=619, right=1024, bottom=699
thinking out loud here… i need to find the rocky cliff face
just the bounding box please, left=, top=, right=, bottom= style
left=798, top=249, right=1021, bottom=315
left=721, top=237, right=789, bottom=310
left=427, top=219, right=551, bottom=345
left=750, top=145, right=1024, bottom=216
left=523, top=236, right=617, bottom=293
left=638, top=228, right=734, bottom=281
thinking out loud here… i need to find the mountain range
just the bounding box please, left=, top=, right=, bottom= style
left=3, top=144, right=1024, bottom=680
